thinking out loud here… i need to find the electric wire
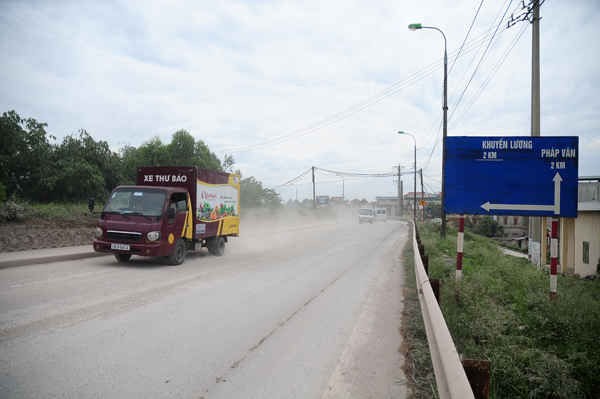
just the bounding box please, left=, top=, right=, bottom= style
left=448, top=0, right=485, bottom=75
left=217, top=29, right=497, bottom=155
left=448, top=0, right=515, bottom=122
left=453, top=22, right=528, bottom=126
left=420, top=0, right=516, bottom=172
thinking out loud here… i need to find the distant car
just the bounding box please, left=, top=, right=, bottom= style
left=358, top=208, right=374, bottom=224
left=374, top=208, right=387, bottom=222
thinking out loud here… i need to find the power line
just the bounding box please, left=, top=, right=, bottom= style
left=453, top=22, right=528, bottom=126
left=276, top=165, right=421, bottom=187
left=315, top=167, right=398, bottom=178
left=449, top=0, right=515, bottom=121
left=276, top=168, right=312, bottom=187
left=217, top=29, right=497, bottom=155
left=448, top=0, right=485, bottom=75
left=420, top=0, right=516, bottom=172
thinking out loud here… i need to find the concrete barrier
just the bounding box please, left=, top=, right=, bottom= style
left=411, top=222, right=474, bottom=399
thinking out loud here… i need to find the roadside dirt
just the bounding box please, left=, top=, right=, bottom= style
left=0, top=218, right=96, bottom=253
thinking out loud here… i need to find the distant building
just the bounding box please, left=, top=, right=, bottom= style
left=560, top=178, right=600, bottom=277
left=493, top=215, right=528, bottom=238
left=375, top=196, right=401, bottom=218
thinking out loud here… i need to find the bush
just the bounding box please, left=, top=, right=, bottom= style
left=0, top=182, right=6, bottom=202
left=0, top=199, right=25, bottom=222
left=419, top=223, right=599, bottom=398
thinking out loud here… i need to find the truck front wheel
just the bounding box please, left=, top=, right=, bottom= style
left=167, top=239, right=186, bottom=265
left=207, top=237, right=225, bottom=256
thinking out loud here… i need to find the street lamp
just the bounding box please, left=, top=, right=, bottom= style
left=409, top=22, right=448, bottom=238
left=397, top=130, right=417, bottom=222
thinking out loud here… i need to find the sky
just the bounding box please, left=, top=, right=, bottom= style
left=1, top=0, right=599, bottom=201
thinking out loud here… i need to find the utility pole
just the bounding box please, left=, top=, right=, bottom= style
left=420, top=168, right=425, bottom=221
left=413, top=145, right=417, bottom=222
left=312, top=166, right=316, bottom=208
left=529, top=0, right=542, bottom=266
left=342, top=178, right=345, bottom=201
left=397, top=165, right=403, bottom=218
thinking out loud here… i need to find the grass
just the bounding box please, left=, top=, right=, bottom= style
left=0, top=201, right=100, bottom=225
left=400, top=228, right=437, bottom=398
left=419, top=222, right=600, bottom=398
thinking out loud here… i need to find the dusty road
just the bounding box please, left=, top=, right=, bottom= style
left=0, top=220, right=408, bottom=399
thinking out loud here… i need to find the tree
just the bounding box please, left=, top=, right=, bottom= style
left=222, top=154, right=235, bottom=172
left=240, top=177, right=281, bottom=209
left=469, top=216, right=503, bottom=237
left=168, top=130, right=196, bottom=165
left=0, top=110, right=55, bottom=199
left=50, top=130, right=120, bottom=201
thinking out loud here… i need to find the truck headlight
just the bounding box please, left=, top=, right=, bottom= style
left=95, top=227, right=103, bottom=238
left=147, top=231, right=160, bottom=241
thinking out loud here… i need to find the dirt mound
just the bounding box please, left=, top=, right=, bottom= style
left=0, top=218, right=96, bottom=252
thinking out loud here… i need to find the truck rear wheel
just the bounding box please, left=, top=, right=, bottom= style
left=115, top=253, right=131, bottom=263
left=207, top=237, right=225, bottom=256
left=167, top=239, right=186, bottom=265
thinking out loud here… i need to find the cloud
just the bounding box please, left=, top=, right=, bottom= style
left=1, top=0, right=598, bottom=201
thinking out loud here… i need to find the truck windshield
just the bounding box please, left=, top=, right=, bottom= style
left=359, top=209, right=373, bottom=216
left=104, top=189, right=166, bottom=217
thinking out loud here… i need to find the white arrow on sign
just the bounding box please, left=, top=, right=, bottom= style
left=481, top=172, right=562, bottom=214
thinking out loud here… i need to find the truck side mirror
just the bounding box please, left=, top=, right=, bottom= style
left=167, top=207, right=176, bottom=219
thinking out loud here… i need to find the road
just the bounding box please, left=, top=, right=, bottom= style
left=0, top=219, right=409, bottom=399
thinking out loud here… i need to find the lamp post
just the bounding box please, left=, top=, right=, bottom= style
left=409, top=22, right=448, bottom=238
left=397, top=131, right=416, bottom=222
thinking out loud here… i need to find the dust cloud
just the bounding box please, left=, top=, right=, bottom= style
left=232, top=206, right=356, bottom=255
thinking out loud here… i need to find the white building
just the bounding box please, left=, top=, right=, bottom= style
left=560, top=178, right=600, bottom=277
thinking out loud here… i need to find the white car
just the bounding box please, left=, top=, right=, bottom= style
left=374, top=208, right=387, bottom=222
left=358, top=208, right=374, bottom=224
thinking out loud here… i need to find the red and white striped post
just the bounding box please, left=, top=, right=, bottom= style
left=456, top=215, right=465, bottom=281
left=550, top=218, right=559, bottom=299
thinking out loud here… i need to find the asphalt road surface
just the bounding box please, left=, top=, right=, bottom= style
left=0, top=219, right=409, bottom=399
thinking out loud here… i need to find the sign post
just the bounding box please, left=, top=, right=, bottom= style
left=444, top=136, right=578, bottom=298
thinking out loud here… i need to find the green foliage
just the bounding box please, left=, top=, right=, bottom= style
left=0, top=110, right=55, bottom=199
left=28, top=202, right=98, bottom=223
left=0, top=110, right=230, bottom=206
left=0, top=199, right=25, bottom=222
left=419, top=222, right=600, bottom=398
left=240, top=177, right=281, bottom=209
left=466, top=215, right=503, bottom=237
left=0, top=182, right=6, bottom=202
left=50, top=130, right=122, bottom=201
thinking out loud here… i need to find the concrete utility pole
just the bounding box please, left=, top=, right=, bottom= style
left=420, top=168, right=425, bottom=221
left=413, top=144, right=417, bottom=222
left=397, top=165, right=403, bottom=218
left=529, top=0, right=542, bottom=266
left=312, top=166, right=316, bottom=208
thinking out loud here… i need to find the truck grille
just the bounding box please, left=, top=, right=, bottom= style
left=106, top=230, right=143, bottom=242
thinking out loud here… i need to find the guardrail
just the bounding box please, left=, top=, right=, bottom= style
left=411, top=221, right=475, bottom=399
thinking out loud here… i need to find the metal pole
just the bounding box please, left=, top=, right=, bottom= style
left=397, top=165, right=402, bottom=218
left=413, top=141, right=417, bottom=222
left=529, top=0, right=542, bottom=266
left=408, top=25, right=448, bottom=236
left=550, top=217, right=558, bottom=299
left=456, top=215, right=465, bottom=281
left=420, top=168, right=425, bottom=221
left=312, top=166, right=316, bottom=208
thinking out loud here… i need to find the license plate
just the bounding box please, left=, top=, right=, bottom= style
left=111, top=243, right=130, bottom=251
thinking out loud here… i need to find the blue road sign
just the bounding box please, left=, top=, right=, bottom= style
left=444, top=136, right=578, bottom=217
